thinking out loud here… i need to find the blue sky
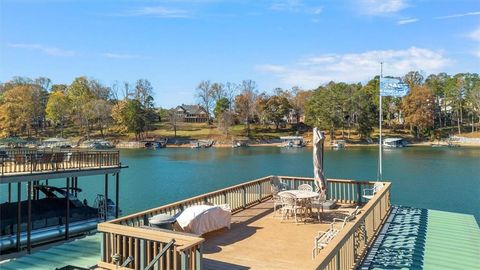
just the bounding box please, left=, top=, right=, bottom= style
left=1, top=0, right=479, bottom=107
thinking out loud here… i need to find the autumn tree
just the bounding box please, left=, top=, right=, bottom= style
left=0, top=85, right=41, bottom=136
left=46, top=90, right=71, bottom=137
left=234, top=80, right=257, bottom=137
left=402, top=85, right=435, bottom=139
left=255, top=92, right=269, bottom=125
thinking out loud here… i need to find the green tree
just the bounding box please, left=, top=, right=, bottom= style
left=111, top=99, right=146, bottom=140
left=355, top=82, right=378, bottom=140
left=264, top=95, right=292, bottom=130
left=66, top=77, right=95, bottom=138
left=46, top=90, right=71, bottom=137
left=214, top=97, right=230, bottom=119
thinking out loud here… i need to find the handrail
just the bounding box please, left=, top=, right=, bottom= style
left=0, top=149, right=120, bottom=176
left=314, top=182, right=391, bottom=269
left=98, top=176, right=389, bottom=270
left=98, top=223, right=204, bottom=249
left=110, top=175, right=274, bottom=224
left=144, top=239, right=175, bottom=270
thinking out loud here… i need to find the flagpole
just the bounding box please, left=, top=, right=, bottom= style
left=378, top=62, right=383, bottom=181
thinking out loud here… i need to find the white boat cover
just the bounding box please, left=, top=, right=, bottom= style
left=176, top=204, right=231, bottom=235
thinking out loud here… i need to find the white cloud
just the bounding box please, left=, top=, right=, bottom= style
left=270, top=0, right=322, bottom=15
left=7, top=43, right=75, bottom=56
left=126, top=6, right=190, bottom=18
left=468, top=26, right=480, bottom=41
left=358, top=0, right=408, bottom=16
left=102, top=53, right=139, bottom=59
left=467, top=26, right=480, bottom=58
left=436, top=11, right=480, bottom=19
left=397, top=18, right=418, bottom=25
left=256, top=47, right=451, bottom=89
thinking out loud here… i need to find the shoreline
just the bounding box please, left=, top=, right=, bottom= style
left=115, top=141, right=480, bottom=149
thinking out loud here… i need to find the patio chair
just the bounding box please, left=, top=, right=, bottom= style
left=308, top=191, right=327, bottom=221
left=312, top=222, right=339, bottom=259
left=271, top=176, right=288, bottom=191
left=271, top=185, right=283, bottom=218
left=332, top=206, right=360, bottom=229
left=280, top=192, right=304, bottom=224
left=362, top=182, right=384, bottom=200
left=298, top=184, right=313, bottom=192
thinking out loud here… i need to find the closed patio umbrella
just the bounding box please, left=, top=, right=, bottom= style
left=313, top=127, right=327, bottom=192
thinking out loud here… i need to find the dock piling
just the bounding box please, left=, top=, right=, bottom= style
left=65, top=177, right=70, bottom=240
left=16, top=182, right=21, bottom=251
left=105, top=174, right=108, bottom=221
left=27, top=181, right=32, bottom=253
left=115, top=173, right=119, bottom=219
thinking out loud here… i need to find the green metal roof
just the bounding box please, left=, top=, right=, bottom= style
left=363, top=206, right=480, bottom=270
left=0, top=234, right=100, bottom=270
left=423, top=210, right=480, bottom=270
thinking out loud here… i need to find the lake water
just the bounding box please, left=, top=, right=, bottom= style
left=2, top=146, right=479, bottom=222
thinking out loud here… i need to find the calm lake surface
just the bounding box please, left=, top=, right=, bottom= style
left=2, top=146, right=479, bottom=222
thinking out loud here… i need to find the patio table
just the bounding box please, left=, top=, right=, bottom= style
left=278, top=190, right=319, bottom=200
left=278, top=190, right=322, bottom=222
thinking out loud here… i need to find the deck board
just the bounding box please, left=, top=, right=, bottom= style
left=203, top=201, right=356, bottom=270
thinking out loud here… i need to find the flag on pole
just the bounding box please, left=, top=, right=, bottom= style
left=380, top=77, right=410, bottom=97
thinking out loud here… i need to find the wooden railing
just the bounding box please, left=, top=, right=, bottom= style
left=314, top=180, right=391, bottom=270
left=97, top=176, right=391, bottom=270
left=0, top=149, right=120, bottom=176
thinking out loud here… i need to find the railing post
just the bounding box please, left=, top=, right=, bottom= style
left=357, top=183, right=362, bottom=206
left=181, top=250, right=189, bottom=270
left=242, top=186, right=246, bottom=209
left=258, top=182, right=262, bottom=202
left=196, top=244, right=203, bottom=270
left=101, top=233, right=106, bottom=262
left=140, top=239, right=145, bottom=269
left=336, top=252, right=341, bottom=270
left=223, top=191, right=227, bottom=204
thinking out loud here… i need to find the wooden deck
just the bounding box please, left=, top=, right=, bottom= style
left=203, top=201, right=358, bottom=270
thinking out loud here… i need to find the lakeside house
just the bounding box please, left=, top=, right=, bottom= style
left=175, top=104, right=209, bottom=123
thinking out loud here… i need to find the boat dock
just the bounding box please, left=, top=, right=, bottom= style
left=1, top=174, right=478, bottom=269
left=0, top=149, right=127, bottom=254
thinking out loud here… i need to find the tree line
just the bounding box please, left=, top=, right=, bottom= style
left=193, top=71, right=480, bottom=141
left=0, top=76, right=158, bottom=141
left=1, top=71, right=479, bottom=142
